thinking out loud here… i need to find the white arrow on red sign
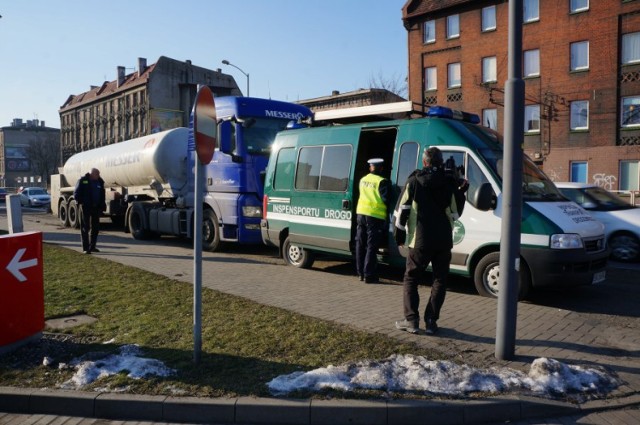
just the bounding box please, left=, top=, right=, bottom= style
left=7, top=248, right=38, bottom=282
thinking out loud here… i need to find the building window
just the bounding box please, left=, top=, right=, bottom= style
left=620, top=160, right=640, bottom=191
left=447, top=14, right=460, bottom=39
left=524, top=104, right=540, bottom=133
left=483, top=109, right=497, bottom=130
left=448, top=63, right=461, bottom=88
left=622, top=32, right=640, bottom=65
left=570, top=0, right=589, bottom=13
left=621, top=96, right=640, bottom=127
left=570, top=101, right=589, bottom=130
left=524, top=0, right=539, bottom=23
left=424, top=20, right=436, bottom=43
left=482, top=56, right=497, bottom=83
left=482, top=6, right=496, bottom=31
left=570, top=162, right=588, bottom=183
left=570, top=41, right=589, bottom=71
left=425, top=67, right=437, bottom=91
left=524, top=49, right=540, bottom=77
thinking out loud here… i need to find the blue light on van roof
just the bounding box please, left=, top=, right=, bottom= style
left=427, top=106, right=480, bottom=124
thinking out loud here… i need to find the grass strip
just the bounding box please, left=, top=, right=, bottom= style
left=0, top=243, right=443, bottom=398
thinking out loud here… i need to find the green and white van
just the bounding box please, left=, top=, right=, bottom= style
left=260, top=106, right=609, bottom=298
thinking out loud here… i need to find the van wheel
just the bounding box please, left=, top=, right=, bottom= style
left=68, top=200, right=80, bottom=229
left=128, top=204, right=151, bottom=240
left=609, top=232, right=640, bottom=262
left=283, top=236, right=314, bottom=268
left=202, top=209, right=222, bottom=252
left=59, top=200, right=70, bottom=227
left=474, top=252, right=531, bottom=300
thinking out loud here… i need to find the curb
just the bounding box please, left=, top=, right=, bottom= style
left=2, top=387, right=623, bottom=425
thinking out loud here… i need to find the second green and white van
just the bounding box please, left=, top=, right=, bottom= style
left=260, top=107, right=609, bottom=298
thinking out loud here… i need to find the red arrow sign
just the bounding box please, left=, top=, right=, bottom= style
left=0, top=231, right=44, bottom=347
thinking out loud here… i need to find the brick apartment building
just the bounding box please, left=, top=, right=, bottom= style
left=402, top=0, right=640, bottom=192
left=58, top=56, right=241, bottom=163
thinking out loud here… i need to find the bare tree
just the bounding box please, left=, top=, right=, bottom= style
left=26, top=133, right=60, bottom=186
left=369, top=71, right=408, bottom=99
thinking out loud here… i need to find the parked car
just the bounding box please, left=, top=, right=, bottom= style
left=556, top=182, right=640, bottom=262
left=0, top=187, right=7, bottom=202
left=19, top=187, right=51, bottom=208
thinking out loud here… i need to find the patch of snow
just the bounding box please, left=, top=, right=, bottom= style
left=267, top=354, right=620, bottom=398
left=59, top=344, right=175, bottom=390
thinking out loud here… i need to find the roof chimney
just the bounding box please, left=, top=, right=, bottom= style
left=117, top=66, right=125, bottom=87
left=138, top=57, right=147, bottom=74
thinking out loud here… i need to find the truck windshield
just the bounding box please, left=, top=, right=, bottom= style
left=479, top=147, right=566, bottom=202
left=243, top=118, right=293, bottom=155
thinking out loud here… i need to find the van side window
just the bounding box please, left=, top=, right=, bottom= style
left=296, top=146, right=322, bottom=190
left=396, top=142, right=420, bottom=190
left=319, top=145, right=352, bottom=191
left=467, top=156, right=490, bottom=198
left=274, top=147, right=295, bottom=190
left=295, top=145, right=352, bottom=191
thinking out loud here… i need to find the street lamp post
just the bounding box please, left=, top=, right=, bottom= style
left=221, top=59, right=249, bottom=97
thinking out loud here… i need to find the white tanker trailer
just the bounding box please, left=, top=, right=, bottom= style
left=50, top=128, right=218, bottom=248
left=50, top=95, right=314, bottom=251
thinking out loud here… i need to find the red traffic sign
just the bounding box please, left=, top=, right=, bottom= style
left=0, top=231, right=44, bottom=347
left=193, top=86, right=217, bottom=165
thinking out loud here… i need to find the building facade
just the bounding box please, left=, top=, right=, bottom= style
left=0, top=119, right=60, bottom=189
left=402, top=0, right=640, bottom=191
left=59, top=56, right=241, bottom=162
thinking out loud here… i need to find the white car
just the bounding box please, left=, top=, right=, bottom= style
left=19, top=187, right=51, bottom=208
left=556, top=182, right=640, bottom=262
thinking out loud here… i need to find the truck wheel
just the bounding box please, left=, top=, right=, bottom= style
left=68, top=200, right=80, bottom=229
left=202, top=209, right=222, bottom=252
left=58, top=200, right=70, bottom=227
left=283, top=236, right=314, bottom=268
left=609, top=232, right=640, bottom=262
left=473, top=252, right=531, bottom=300
left=128, top=204, right=151, bottom=240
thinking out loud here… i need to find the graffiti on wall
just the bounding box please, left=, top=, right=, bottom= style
left=592, top=173, right=617, bottom=190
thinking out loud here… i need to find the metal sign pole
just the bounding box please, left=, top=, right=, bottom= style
left=496, top=0, right=525, bottom=360
left=193, top=157, right=203, bottom=363
left=190, top=85, right=217, bottom=364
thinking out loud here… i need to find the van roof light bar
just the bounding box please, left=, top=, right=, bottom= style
left=427, top=106, right=480, bottom=124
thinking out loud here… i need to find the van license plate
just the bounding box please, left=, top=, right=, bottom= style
left=592, top=271, right=606, bottom=284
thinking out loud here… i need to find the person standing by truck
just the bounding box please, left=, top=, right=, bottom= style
left=74, top=168, right=106, bottom=254
left=355, top=158, right=391, bottom=283
left=394, top=147, right=465, bottom=335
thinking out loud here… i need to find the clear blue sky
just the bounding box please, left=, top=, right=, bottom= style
left=0, top=0, right=408, bottom=129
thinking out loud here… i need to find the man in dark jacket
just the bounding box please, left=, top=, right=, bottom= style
left=74, top=168, right=106, bottom=254
left=393, top=147, right=466, bottom=335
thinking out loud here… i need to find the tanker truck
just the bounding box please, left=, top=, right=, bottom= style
left=50, top=96, right=313, bottom=251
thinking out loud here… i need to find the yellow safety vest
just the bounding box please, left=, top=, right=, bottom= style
left=356, top=173, right=387, bottom=220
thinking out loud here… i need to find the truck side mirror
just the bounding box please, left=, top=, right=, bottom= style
left=469, top=182, right=496, bottom=211
left=219, top=120, right=232, bottom=154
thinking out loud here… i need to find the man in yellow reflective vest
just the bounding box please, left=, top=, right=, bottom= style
left=355, top=158, right=391, bottom=283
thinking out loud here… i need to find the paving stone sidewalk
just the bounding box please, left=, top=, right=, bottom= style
left=1, top=213, right=638, bottom=424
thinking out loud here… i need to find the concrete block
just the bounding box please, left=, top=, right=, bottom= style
left=519, top=395, right=579, bottom=419
left=310, top=399, right=387, bottom=425
left=236, top=397, right=310, bottom=424
left=462, top=397, right=521, bottom=424
left=29, top=389, right=97, bottom=417
left=0, top=386, right=31, bottom=413
left=163, top=396, right=236, bottom=424
left=95, top=392, right=165, bottom=421
left=387, top=399, right=465, bottom=425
